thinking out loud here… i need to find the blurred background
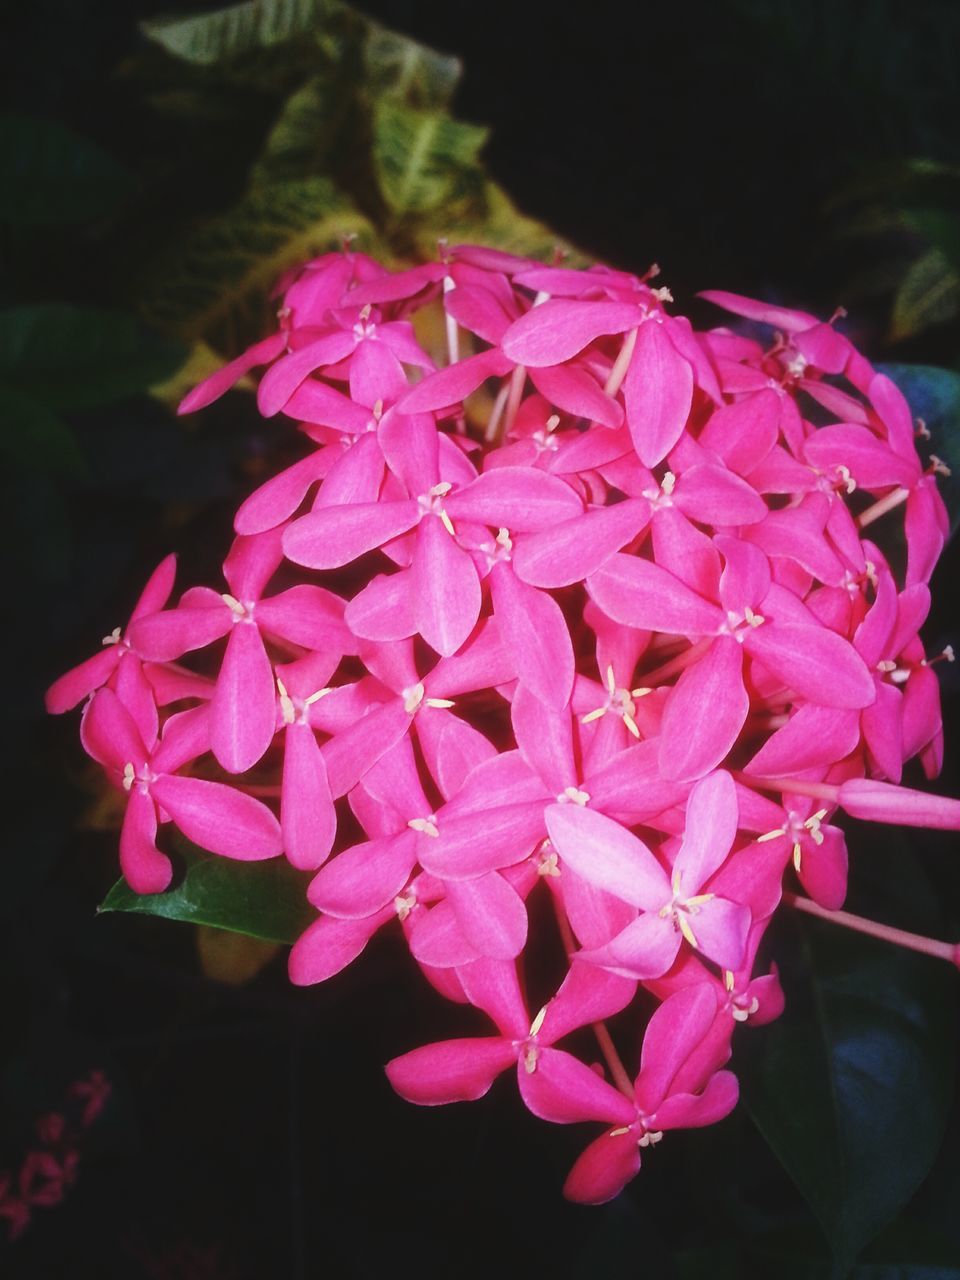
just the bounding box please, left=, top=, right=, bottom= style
left=2, top=1, right=959, bottom=1275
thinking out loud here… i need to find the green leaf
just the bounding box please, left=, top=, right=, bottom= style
left=372, top=100, right=488, bottom=218
left=739, top=846, right=957, bottom=1264
left=0, top=385, right=85, bottom=474
left=138, top=176, right=371, bottom=343
left=0, top=306, right=186, bottom=409
left=877, top=363, right=960, bottom=536
left=890, top=248, right=960, bottom=341
left=99, top=848, right=313, bottom=944
left=250, top=74, right=353, bottom=185
left=363, top=23, right=461, bottom=109
left=415, top=179, right=583, bottom=264
left=141, top=0, right=336, bottom=66
left=0, top=111, right=129, bottom=226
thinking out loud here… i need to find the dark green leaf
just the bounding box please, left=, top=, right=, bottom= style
left=0, top=385, right=85, bottom=473
left=363, top=23, right=461, bottom=109
left=141, top=0, right=336, bottom=66
left=878, top=363, right=960, bottom=535
left=372, top=100, right=488, bottom=218
left=99, top=848, right=313, bottom=944
left=0, top=111, right=129, bottom=226
left=0, top=306, right=186, bottom=409
left=139, top=177, right=370, bottom=342
left=739, top=846, right=957, bottom=1264
left=890, top=249, right=959, bottom=341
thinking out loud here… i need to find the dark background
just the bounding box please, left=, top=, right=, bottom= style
left=3, top=2, right=960, bottom=1276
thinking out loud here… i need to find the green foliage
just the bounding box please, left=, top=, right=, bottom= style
left=739, top=844, right=957, bottom=1265
left=100, top=847, right=313, bottom=944
left=139, top=177, right=372, bottom=343
left=891, top=249, right=960, bottom=342
left=372, top=101, right=488, bottom=219
left=0, top=305, right=184, bottom=409
left=362, top=22, right=461, bottom=109
left=128, top=1, right=572, bottom=347
left=0, top=111, right=130, bottom=226
left=142, top=0, right=337, bottom=65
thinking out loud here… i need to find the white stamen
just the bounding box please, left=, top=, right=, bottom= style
left=403, top=682, right=425, bottom=714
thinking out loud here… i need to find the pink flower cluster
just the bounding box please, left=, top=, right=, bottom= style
left=48, top=244, right=959, bottom=1202
left=0, top=1070, right=111, bottom=1240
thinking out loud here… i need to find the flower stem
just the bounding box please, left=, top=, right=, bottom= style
left=738, top=774, right=839, bottom=802
left=783, top=891, right=959, bottom=967
left=856, top=486, right=909, bottom=529
left=604, top=327, right=638, bottom=398
left=550, top=892, right=635, bottom=1098
left=641, top=637, right=712, bottom=686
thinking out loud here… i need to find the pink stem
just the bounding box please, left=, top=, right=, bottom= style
left=641, top=637, right=712, bottom=686
left=550, top=893, right=635, bottom=1098
left=603, top=327, right=638, bottom=397
left=784, top=892, right=959, bottom=967
left=738, top=774, right=840, bottom=802
left=856, top=486, right=909, bottom=529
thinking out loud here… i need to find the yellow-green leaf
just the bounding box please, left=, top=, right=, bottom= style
left=141, top=0, right=337, bottom=65
left=373, top=100, right=488, bottom=218
left=890, top=247, right=960, bottom=340
left=139, top=177, right=372, bottom=345
left=363, top=23, right=461, bottom=109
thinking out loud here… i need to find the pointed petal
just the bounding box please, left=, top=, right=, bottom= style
left=234, top=451, right=329, bottom=535
left=385, top=1038, right=516, bottom=1105
left=281, top=723, right=336, bottom=870
left=345, top=570, right=418, bottom=642
left=502, top=299, right=639, bottom=366
left=151, top=775, right=283, bottom=860
left=210, top=623, right=276, bottom=773
left=512, top=500, right=650, bottom=588
left=539, top=961, right=637, bottom=1044
left=529, top=364, right=623, bottom=428
left=659, top=639, right=748, bottom=783
left=674, top=464, right=767, bottom=525
left=256, top=584, right=354, bottom=652
left=519, top=1048, right=637, bottom=1125
left=653, top=1070, right=739, bottom=1130
left=511, top=685, right=576, bottom=795
left=583, top=913, right=681, bottom=980
left=545, top=805, right=668, bottom=910
left=45, top=646, right=120, bottom=714
left=458, top=957, right=529, bottom=1037
left=587, top=555, right=722, bottom=636
left=745, top=703, right=862, bottom=776
left=635, top=984, right=721, bottom=1110
left=797, top=825, right=848, bottom=910
left=446, top=874, right=528, bottom=960
left=624, top=320, right=693, bottom=466
left=119, top=788, right=172, bottom=894
left=745, top=623, right=875, bottom=709
left=179, top=333, right=285, bottom=414
left=413, top=517, right=481, bottom=656
left=563, top=1129, right=641, bottom=1205
left=419, top=802, right=546, bottom=879
left=82, top=686, right=148, bottom=772
left=684, top=897, right=750, bottom=970
left=283, top=500, right=419, bottom=569
left=256, top=331, right=357, bottom=416
left=309, top=831, right=417, bottom=918
left=490, top=565, right=574, bottom=709
left=675, top=770, right=738, bottom=889
left=288, top=911, right=387, bottom=985
left=398, top=348, right=513, bottom=412
left=445, top=468, right=583, bottom=532
left=127, top=604, right=231, bottom=662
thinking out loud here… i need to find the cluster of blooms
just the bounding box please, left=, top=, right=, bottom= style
left=0, top=1070, right=111, bottom=1240
left=48, top=243, right=960, bottom=1203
